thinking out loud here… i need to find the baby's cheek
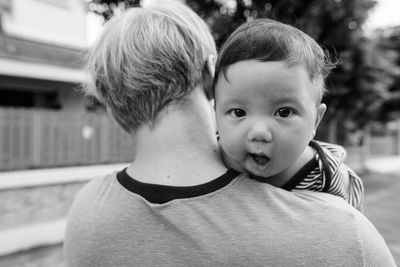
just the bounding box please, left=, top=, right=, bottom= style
left=219, top=145, right=246, bottom=172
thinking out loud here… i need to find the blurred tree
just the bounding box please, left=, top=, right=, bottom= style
left=87, top=0, right=140, bottom=20
left=326, top=33, right=400, bottom=144
left=374, top=26, right=400, bottom=122
left=88, top=0, right=400, bottom=144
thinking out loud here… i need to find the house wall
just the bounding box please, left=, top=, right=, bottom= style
left=0, top=0, right=90, bottom=109
left=1, top=0, right=87, bottom=48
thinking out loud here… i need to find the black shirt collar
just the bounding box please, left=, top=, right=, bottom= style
left=117, top=168, right=241, bottom=204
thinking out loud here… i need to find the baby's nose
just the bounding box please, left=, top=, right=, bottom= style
left=247, top=120, right=272, bottom=143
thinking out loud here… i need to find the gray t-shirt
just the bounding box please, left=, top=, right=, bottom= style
left=64, top=170, right=395, bottom=267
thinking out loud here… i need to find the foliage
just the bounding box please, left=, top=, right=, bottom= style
left=88, top=0, right=400, bottom=137
left=87, top=0, right=140, bottom=20
left=374, top=26, right=400, bottom=121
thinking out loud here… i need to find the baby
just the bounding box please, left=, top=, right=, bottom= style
left=212, top=18, right=364, bottom=210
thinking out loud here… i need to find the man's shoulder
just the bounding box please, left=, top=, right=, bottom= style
left=291, top=189, right=350, bottom=207
left=74, top=172, right=117, bottom=199
left=64, top=171, right=130, bottom=266
left=239, top=178, right=358, bottom=224
left=277, top=187, right=355, bottom=218
left=65, top=171, right=122, bottom=232
left=289, top=190, right=396, bottom=265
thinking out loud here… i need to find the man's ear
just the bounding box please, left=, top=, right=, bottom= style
left=210, top=99, right=216, bottom=111
left=313, top=103, right=327, bottom=138
left=203, top=55, right=216, bottom=100
left=206, top=55, right=216, bottom=78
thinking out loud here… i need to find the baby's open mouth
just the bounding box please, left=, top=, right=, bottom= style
left=250, top=153, right=270, bottom=166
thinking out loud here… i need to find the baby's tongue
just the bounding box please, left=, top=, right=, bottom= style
left=251, top=154, right=269, bottom=165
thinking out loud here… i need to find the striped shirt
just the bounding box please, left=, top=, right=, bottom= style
left=290, top=140, right=364, bottom=211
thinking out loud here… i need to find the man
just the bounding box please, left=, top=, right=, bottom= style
left=64, top=1, right=396, bottom=266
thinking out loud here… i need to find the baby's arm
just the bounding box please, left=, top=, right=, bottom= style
left=328, top=163, right=364, bottom=212
left=291, top=158, right=365, bottom=211
left=311, top=140, right=364, bottom=211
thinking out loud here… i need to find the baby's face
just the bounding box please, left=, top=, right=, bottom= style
left=214, top=60, right=325, bottom=179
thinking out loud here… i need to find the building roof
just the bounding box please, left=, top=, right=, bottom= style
left=0, top=33, right=86, bottom=68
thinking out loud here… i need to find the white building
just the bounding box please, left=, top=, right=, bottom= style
left=0, top=0, right=90, bottom=110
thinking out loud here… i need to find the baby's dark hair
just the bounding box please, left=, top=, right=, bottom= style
left=213, top=18, right=336, bottom=103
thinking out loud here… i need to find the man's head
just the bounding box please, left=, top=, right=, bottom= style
left=214, top=19, right=335, bottom=180
left=87, top=0, right=216, bottom=133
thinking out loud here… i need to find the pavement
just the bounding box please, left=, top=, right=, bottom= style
left=361, top=156, right=400, bottom=174
left=362, top=168, right=400, bottom=265
left=345, top=155, right=400, bottom=265
left=350, top=154, right=400, bottom=257
left=0, top=163, right=129, bottom=189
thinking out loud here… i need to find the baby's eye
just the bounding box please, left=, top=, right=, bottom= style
left=275, top=108, right=294, bottom=118
left=229, top=108, right=247, bottom=118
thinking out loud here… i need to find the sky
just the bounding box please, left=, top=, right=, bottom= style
left=86, top=12, right=104, bottom=45
left=86, top=0, right=400, bottom=45
left=364, top=0, right=400, bottom=31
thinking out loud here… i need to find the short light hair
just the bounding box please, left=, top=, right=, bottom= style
left=87, top=0, right=216, bottom=133
left=213, top=19, right=336, bottom=104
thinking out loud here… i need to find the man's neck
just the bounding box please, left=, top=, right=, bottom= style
left=127, top=88, right=227, bottom=186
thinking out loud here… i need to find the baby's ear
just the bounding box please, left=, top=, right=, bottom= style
left=313, top=103, right=326, bottom=137
left=315, top=104, right=326, bottom=127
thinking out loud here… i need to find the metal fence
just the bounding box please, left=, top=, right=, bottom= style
left=0, top=107, right=134, bottom=171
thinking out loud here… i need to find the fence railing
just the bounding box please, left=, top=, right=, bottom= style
left=0, top=107, right=134, bottom=171
left=345, top=122, right=400, bottom=168
left=1, top=107, right=399, bottom=172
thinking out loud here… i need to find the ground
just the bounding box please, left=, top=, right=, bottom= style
left=363, top=171, right=400, bottom=265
